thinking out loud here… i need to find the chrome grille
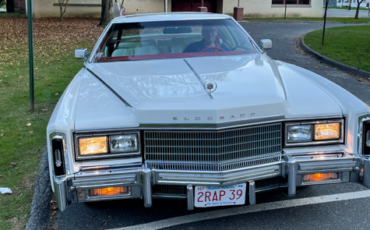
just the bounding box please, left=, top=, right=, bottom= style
left=144, top=123, right=282, bottom=171
left=152, top=185, right=187, bottom=196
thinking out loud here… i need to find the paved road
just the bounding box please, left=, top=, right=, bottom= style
left=325, top=8, right=370, bottom=18
left=53, top=22, right=370, bottom=230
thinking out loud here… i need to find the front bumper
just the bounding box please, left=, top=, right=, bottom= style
left=54, top=152, right=370, bottom=211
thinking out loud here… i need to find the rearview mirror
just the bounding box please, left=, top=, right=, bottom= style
left=75, top=48, right=89, bottom=59
left=259, top=39, right=272, bottom=51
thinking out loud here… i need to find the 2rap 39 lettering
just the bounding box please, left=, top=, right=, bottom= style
left=197, top=189, right=243, bottom=202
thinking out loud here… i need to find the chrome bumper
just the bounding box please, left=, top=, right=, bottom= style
left=54, top=152, right=370, bottom=212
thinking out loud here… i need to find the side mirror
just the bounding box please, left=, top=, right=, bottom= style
left=259, top=39, right=272, bottom=51
left=75, top=48, right=89, bottom=59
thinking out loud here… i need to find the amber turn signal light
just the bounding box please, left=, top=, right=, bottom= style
left=314, top=123, right=340, bottom=140
left=89, top=187, right=129, bottom=196
left=303, top=173, right=338, bottom=182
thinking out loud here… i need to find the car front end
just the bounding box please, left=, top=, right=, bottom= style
left=47, top=13, right=370, bottom=212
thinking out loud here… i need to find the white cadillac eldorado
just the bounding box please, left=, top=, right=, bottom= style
left=47, top=13, right=370, bottom=211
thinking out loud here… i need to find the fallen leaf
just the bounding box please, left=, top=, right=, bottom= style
left=51, top=206, right=58, bottom=210
left=42, top=109, right=48, bottom=111
left=51, top=211, right=57, bottom=216
left=26, top=123, right=31, bottom=126
left=0, top=175, right=3, bottom=178
left=0, top=133, right=5, bottom=136
left=29, top=131, right=33, bottom=134
left=55, top=93, right=59, bottom=96
left=10, top=162, right=17, bottom=168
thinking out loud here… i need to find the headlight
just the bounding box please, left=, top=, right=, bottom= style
left=110, top=134, right=138, bottom=153
left=285, top=120, right=343, bottom=146
left=79, top=137, right=108, bottom=155
left=287, top=125, right=312, bottom=142
left=314, top=123, right=340, bottom=140
left=76, top=132, right=140, bottom=160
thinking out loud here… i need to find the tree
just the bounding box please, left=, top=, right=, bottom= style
left=355, top=0, right=364, bottom=19
left=0, top=0, right=5, bottom=9
left=348, top=0, right=351, bottom=10
left=99, top=0, right=113, bottom=26
left=57, top=0, right=69, bottom=22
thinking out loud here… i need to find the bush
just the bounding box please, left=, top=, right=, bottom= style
left=0, top=0, right=5, bottom=9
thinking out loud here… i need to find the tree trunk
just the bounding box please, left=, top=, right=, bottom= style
left=99, top=0, right=112, bottom=26
left=355, top=0, right=364, bottom=19
left=60, top=6, right=63, bottom=22
left=348, top=1, right=351, bottom=10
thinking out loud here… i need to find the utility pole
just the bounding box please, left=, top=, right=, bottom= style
left=322, top=0, right=329, bottom=46
left=284, top=0, right=287, bottom=20
left=27, top=0, right=34, bottom=111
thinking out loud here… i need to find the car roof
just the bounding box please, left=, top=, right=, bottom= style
left=111, top=12, right=232, bottom=23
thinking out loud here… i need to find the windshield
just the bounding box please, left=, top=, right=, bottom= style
left=96, top=19, right=257, bottom=62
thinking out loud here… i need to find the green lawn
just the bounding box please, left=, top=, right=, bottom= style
left=0, top=17, right=103, bottom=230
left=245, top=17, right=370, bottom=23
left=324, top=6, right=369, bottom=10
left=304, top=25, right=370, bottom=72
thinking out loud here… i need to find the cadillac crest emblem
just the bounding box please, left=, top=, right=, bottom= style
left=204, top=81, right=217, bottom=94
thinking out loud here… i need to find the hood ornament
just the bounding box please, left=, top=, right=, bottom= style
left=204, top=81, right=217, bottom=95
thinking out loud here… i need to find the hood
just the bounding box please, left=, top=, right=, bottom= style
left=87, top=54, right=342, bottom=125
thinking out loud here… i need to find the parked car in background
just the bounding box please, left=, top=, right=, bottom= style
left=47, top=13, right=370, bottom=212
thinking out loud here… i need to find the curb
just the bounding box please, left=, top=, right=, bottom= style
left=25, top=148, right=53, bottom=230
left=300, top=34, right=370, bottom=79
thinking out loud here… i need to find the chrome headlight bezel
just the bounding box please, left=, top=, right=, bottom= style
left=74, top=131, right=141, bottom=160
left=285, top=119, right=344, bottom=147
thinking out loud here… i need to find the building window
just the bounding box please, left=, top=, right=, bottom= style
left=272, top=0, right=310, bottom=4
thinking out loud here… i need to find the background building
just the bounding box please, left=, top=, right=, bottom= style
left=339, top=0, right=370, bottom=8
left=4, top=0, right=324, bottom=19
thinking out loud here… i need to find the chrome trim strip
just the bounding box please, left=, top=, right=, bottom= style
left=298, top=160, right=356, bottom=172
left=53, top=177, right=69, bottom=212
left=152, top=194, right=187, bottom=200
left=286, top=155, right=296, bottom=197
left=358, top=114, right=370, bottom=156
left=75, top=183, right=133, bottom=190
left=153, top=161, right=282, bottom=175
left=363, top=159, right=370, bottom=188
left=86, top=68, right=132, bottom=107
left=139, top=115, right=285, bottom=129
left=86, top=193, right=132, bottom=201
left=74, top=115, right=344, bottom=133
left=183, top=59, right=213, bottom=99
left=143, top=167, right=152, bottom=208
left=285, top=119, right=344, bottom=147
left=301, top=179, right=341, bottom=186
left=80, top=161, right=142, bottom=171
left=249, top=180, right=256, bottom=205
left=187, top=185, right=194, bottom=210
left=156, top=165, right=281, bottom=186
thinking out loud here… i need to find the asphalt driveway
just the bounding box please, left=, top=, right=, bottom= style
left=52, top=22, right=370, bottom=230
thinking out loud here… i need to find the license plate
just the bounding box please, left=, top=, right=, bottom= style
left=194, top=183, right=246, bottom=208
